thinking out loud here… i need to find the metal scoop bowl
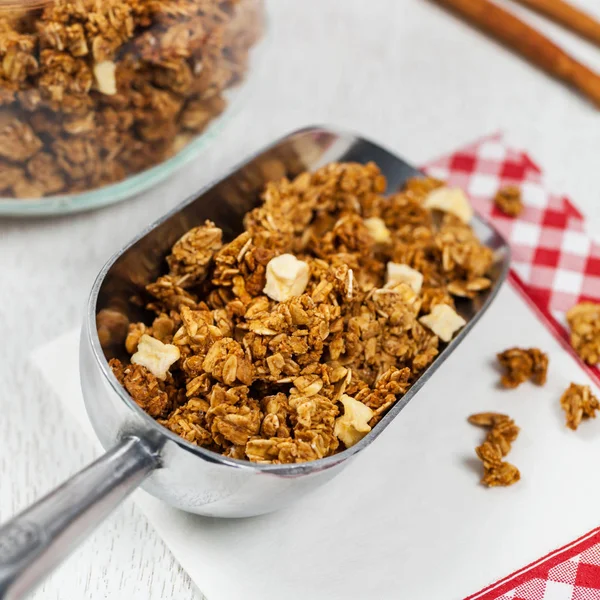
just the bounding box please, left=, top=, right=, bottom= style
left=0, top=126, right=510, bottom=599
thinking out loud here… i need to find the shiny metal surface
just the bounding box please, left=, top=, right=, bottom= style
left=86, top=125, right=510, bottom=504
left=0, top=126, right=510, bottom=598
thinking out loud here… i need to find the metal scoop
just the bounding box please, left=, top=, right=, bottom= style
left=0, top=126, right=510, bottom=599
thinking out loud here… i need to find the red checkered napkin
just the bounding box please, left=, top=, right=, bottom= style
left=423, top=134, right=600, bottom=599
left=423, top=134, right=600, bottom=388
left=465, top=528, right=600, bottom=600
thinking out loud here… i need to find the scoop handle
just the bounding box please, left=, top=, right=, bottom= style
left=0, top=436, right=159, bottom=599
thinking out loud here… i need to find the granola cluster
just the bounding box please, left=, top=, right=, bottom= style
left=108, top=164, right=495, bottom=463
left=567, top=302, right=600, bottom=366
left=0, top=0, right=263, bottom=198
left=494, top=186, right=523, bottom=217
left=469, top=412, right=520, bottom=487
left=560, top=383, right=599, bottom=431
left=497, top=347, right=548, bottom=388
left=479, top=342, right=600, bottom=484
left=468, top=346, right=547, bottom=488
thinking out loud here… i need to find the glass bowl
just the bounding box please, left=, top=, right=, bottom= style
left=0, top=0, right=267, bottom=217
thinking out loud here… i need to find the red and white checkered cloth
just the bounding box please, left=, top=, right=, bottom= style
left=423, top=135, right=600, bottom=599
left=466, top=528, right=600, bottom=600
left=423, top=134, right=600, bottom=388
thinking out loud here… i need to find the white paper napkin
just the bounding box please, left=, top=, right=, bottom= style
left=32, top=283, right=600, bottom=600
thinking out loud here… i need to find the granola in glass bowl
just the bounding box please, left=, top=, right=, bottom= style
left=0, top=0, right=266, bottom=215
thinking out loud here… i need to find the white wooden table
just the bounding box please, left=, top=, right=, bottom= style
left=1, top=0, right=599, bottom=597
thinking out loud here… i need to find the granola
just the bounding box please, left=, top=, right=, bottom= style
left=567, top=302, right=600, bottom=365
left=469, top=412, right=521, bottom=487
left=497, top=347, right=548, bottom=388
left=108, top=166, right=495, bottom=463
left=494, top=186, right=523, bottom=217
left=560, top=383, right=599, bottom=430
left=0, top=0, right=264, bottom=199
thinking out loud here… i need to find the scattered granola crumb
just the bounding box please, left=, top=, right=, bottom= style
left=497, top=347, right=548, bottom=388
left=469, top=412, right=520, bottom=487
left=560, top=383, right=600, bottom=431
left=529, top=348, right=549, bottom=386
left=567, top=302, right=600, bottom=365
left=478, top=449, right=521, bottom=488
left=494, top=186, right=523, bottom=217
left=468, top=412, right=512, bottom=428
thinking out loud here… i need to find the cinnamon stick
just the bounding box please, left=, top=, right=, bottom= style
left=511, top=0, right=600, bottom=48
left=431, top=0, right=600, bottom=108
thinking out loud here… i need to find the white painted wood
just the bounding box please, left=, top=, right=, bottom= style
left=1, top=0, right=599, bottom=597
